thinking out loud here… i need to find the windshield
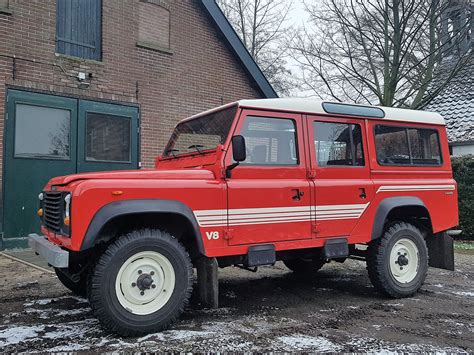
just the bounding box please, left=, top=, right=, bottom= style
left=164, top=106, right=237, bottom=157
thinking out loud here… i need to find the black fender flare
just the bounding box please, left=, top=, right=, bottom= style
left=371, top=196, right=430, bottom=240
left=80, top=199, right=204, bottom=254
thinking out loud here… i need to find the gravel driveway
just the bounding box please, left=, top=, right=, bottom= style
left=0, top=251, right=473, bottom=352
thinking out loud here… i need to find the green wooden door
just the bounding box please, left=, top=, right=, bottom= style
left=2, top=91, right=139, bottom=249
left=3, top=90, right=78, bottom=248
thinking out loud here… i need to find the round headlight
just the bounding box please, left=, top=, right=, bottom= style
left=38, top=193, right=44, bottom=201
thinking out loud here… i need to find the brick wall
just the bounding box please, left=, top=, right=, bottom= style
left=0, top=0, right=263, bottom=184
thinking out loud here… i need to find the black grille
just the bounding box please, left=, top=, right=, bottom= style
left=43, top=191, right=63, bottom=233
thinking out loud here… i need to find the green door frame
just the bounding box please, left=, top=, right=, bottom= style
left=1, top=90, right=139, bottom=250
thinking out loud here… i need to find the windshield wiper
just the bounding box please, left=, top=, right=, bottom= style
left=188, top=145, right=205, bottom=155
left=165, top=149, right=180, bottom=158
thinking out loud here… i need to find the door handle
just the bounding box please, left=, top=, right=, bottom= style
left=359, top=188, right=367, bottom=200
left=292, top=189, right=304, bottom=201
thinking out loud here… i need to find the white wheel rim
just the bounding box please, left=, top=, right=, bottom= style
left=389, top=238, right=419, bottom=284
left=115, top=251, right=176, bottom=315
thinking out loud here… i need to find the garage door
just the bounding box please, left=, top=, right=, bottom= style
left=2, top=90, right=139, bottom=248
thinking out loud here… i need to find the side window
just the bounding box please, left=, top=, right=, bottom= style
left=56, top=0, right=102, bottom=61
left=408, top=128, right=442, bottom=165
left=313, top=121, right=365, bottom=167
left=374, top=125, right=410, bottom=165
left=240, top=116, right=298, bottom=166
left=375, top=125, right=442, bottom=166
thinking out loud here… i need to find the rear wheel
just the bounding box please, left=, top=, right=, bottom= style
left=54, top=268, right=88, bottom=297
left=284, top=258, right=325, bottom=274
left=88, top=229, right=193, bottom=336
left=367, top=222, right=428, bottom=298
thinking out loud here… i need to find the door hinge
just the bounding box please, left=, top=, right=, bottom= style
left=307, top=169, right=316, bottom=179
left=224, top=229, right=234, bottom=240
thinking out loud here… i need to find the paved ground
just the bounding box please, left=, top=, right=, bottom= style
left=0, top=250, right=473, bottom=352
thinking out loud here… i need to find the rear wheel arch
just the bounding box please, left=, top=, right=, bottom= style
left=372, top=197, right=433, bottom=240
left=80, top=200, right=205, bottom=259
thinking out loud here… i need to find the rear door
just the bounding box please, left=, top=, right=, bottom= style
left=226, top=110, right=312, bottom=246
left=307, top=115, right=374, bottom=239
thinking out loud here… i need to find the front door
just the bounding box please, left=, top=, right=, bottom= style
left=307, top=115, right=374, bottom=239
left=226, top=110, right=312, bottom=246
left=2, top=90, right=139, bottom=248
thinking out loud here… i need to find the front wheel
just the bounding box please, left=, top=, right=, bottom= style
left=367, top=222, right=428, bottom=298
left=88, top=229, right=193, bottom=336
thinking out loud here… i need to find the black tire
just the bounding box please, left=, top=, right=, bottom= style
left=284, top=258, right=325, bottom=274
left=88, top=229, right=193, bottom=336
left=367, top=222, right=428, bottom=298
left=54, top=268, right=88, bottom=297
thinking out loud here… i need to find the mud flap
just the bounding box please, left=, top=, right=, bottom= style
left=195, top=256, right=219, bottom=309
left=426, top=232, right=455, bottom=271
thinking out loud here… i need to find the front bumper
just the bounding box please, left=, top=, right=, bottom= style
left=28, top=233, right=69, bottom=268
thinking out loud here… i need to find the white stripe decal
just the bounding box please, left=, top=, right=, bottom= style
left=377, top=185, right=455, bottom=193
left=194, top=203, right=370, bottom=227
left=194, top=184, right=454, bottom=227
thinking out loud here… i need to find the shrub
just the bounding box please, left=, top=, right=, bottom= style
left=451, top=155, right=474, bottom=240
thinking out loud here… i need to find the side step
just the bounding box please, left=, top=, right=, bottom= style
left=323, top=238, right=349, bottom=260
left=245, top=244, right=276, bottom=267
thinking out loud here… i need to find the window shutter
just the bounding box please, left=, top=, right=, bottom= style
left=56, top=0, right=102, bottom=60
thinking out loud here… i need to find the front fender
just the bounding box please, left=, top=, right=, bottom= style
left=80, top=199, right=204, bottom=254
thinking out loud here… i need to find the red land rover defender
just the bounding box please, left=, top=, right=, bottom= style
left=29, top=99, right=460, bottom=336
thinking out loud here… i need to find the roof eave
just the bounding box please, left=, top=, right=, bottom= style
left=199, top=0, right=278, bottom=99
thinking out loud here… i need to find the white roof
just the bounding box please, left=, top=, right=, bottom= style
left=239, top=98, right=446, bottom=125
left=183, top=98, right=445, bottom=125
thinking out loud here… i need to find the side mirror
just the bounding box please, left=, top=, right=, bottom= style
left=232, top=135, right=246, bottom=162
left=226, top=135, right=246, bottom=178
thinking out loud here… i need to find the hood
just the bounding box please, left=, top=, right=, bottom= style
left=49, top=169, right=215, bottom=186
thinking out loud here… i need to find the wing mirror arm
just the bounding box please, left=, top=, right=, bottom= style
left=226, top=135, right=246, bottom=178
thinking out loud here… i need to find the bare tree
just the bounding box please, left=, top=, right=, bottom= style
left=291, top=0, right=472, bottom=108
left=217, top=0, right=295, bottom=95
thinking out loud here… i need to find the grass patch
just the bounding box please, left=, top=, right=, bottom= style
left=455, top=241, right=474, bottom=255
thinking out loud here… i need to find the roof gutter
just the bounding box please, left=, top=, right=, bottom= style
left=199, top=0, right=278, bottom=99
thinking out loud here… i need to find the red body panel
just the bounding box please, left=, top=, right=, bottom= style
left=40, top=105, right=459, bottom=257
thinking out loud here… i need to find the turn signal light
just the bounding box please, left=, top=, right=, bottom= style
left=63, top=216, right=70, bottom=226
left=112, top=191, right=124, bottom=196
left=37, top=208, right=43, bottom=217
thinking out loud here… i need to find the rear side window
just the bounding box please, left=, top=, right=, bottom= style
left=375, top=125, right=442, bottom=166
left=240, top=116, right=298, bottom=166
left=313, top=121, right=365, bottom=167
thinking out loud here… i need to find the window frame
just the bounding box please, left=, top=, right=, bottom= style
left=238, top=115, right=300, bottom=167
left=313, top=120, right=366, bottom=168
left=374, top=124, right=443, bottom=167
left=13, top=103, right=72, bottom=161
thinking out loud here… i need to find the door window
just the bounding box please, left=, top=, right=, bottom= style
left=240, top=116, right=298, bottom=165
left=86, top=113, right=131, bottom=162
left=313, top=121, right=365, bottom=166
left=14, top=104, right=70, bottom=159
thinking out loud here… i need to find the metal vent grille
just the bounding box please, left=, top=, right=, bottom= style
left=43, top=192, right=63, bottom=233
